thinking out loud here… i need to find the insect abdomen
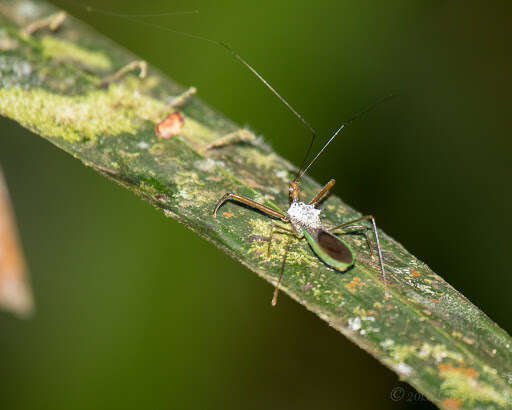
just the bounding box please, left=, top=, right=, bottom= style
left=304, top=228, right=354, bottom=272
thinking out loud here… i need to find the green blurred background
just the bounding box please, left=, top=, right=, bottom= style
left=1, top=0, right=511, bottom=408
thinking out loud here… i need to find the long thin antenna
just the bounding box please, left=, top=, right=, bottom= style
left=71, top=2, right=318, bottom=156
left=296, top=93, right=395, bottom=180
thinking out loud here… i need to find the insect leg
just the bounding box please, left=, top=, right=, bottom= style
left=267, top=222, right=274, bottom=260
left=271, top=238, right=293, bottom=306
left=331, top=224, right=375, bottom=259
left=213, top=193, right=288, bottom=221
left=329, top=215, right=390, bottom=298
left=308, top=179, right=335, bottom=206
left=267, top=222, right=295, bottom=260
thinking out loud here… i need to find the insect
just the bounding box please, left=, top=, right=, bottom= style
left=212, top=108, right=389, bottom=305
left=67, top=2, right=391, bottom=304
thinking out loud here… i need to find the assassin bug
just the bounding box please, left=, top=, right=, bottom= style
left=213, top=98, right=390, bottom=305
left=64, top=2, right=391, bottom=304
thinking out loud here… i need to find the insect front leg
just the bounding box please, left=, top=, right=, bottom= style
left=309, top=179, right=335, bottom=206
left=213, top=192, right=288, bottom=221
left=212, top=193, right=292, bottom=306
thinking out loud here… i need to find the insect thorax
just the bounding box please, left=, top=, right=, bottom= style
left=287, top=201, right=322, bottom=232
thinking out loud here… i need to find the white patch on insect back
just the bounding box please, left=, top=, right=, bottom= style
left=287, top=202, right=321, bottom=230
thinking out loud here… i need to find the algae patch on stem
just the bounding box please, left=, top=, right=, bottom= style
left=0, top=82, right=166, bottom=143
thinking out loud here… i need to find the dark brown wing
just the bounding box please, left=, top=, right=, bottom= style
left=317, top=230, right=353, bottom=263
left=304, top=228, right=354, bottom=271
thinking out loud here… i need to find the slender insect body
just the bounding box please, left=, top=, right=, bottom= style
left=285, top=200, right=355, bottom=271
left=213, top=179, right=386, bottom=305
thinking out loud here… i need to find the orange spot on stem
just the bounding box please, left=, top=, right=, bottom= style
left=438, top=362, right=479, bottom=379
left=345, top=276, right=363, bottom=294
left=155, top=111, right=185, bottom=139
left=442, top=398, right=462, bottom=410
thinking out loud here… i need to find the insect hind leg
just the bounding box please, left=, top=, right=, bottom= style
left=332, top=224, right=375, bottom=259
left=329, top=215, right=390, bottom=298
